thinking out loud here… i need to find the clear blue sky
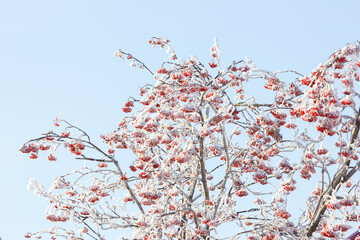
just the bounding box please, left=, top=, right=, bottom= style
left=1, top=0, right=360, bottom=239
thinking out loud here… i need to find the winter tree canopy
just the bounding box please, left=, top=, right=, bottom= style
left=21, top=37, right=360, bottom=240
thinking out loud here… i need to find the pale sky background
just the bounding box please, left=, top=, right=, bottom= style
left=1, top=0, right=360, bottom=239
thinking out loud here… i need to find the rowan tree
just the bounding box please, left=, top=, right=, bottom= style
left=21, top=38, right=360, bottom=240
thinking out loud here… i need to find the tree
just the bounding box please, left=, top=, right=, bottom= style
left=20, top=37, right=360, bottom=240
